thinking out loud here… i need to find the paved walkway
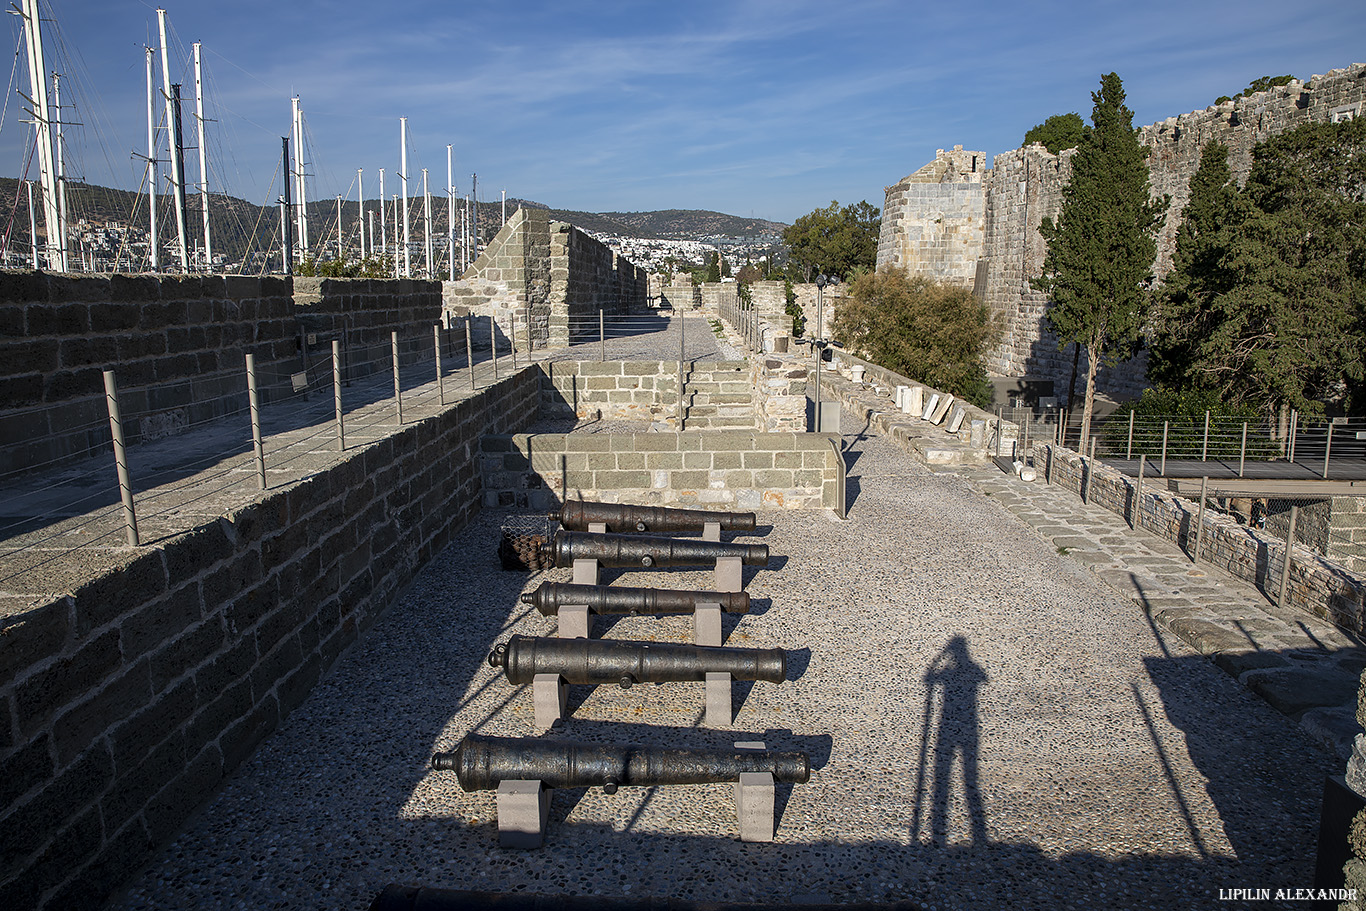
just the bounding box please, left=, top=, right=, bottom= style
left=108, top=404, right=1337, bottom=911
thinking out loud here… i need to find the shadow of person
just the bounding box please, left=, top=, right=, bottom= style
left=913, top=635, right=989, bottom=846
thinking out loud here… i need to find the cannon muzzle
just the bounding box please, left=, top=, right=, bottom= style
left=552, top=500, right=757, bottom=534
left=431, top=734, right=810, bottom=792
left=488, top=634, right=786, bottom=687
left=538, top=530, right=768, bottom=569
left=519, top=582, right=750, bottom=615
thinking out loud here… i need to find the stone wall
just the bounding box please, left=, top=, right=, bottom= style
left=0, top=368, right=540, bottom=911
left=547, top=222, right=648, bottom=346
left=0, top=273, right=296, bottom=479
left=479, top=429, right=842, bottom=512
left=660, top=276, right=699, bottom=311
left=877, top=145, right=986, bottom=286
left=292, top=277, right=449, bottom=382
left=749, top=280, right=789, bottom=318
left=752, top=356, right=808, bottom=432
left=1034, top=442, right=1366, bottom=632
left=880, top=62, right=1366, bottom=406
left=442, top=207, right=551, bottom=350
left=538, top=361, right=682, bottom=425
left=699, top=282, right=738, bottom=313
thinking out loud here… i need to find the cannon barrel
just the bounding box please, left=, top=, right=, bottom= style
left=431, top=734, right=810, bottom=792
left=553, top=500, right=757, bottom=534
left=520, top=582, right=750, bottom=616
left=489, top=634, right=786, bottom=687
left=539, top=530, right=768, bottom=569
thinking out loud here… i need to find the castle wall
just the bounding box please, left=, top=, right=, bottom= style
left=880, top=63, right=1366, bottom=405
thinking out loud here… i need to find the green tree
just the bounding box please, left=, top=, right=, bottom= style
left=782, top=200, right=880, bottom=282
left=1215, top=74, right=1295, bottom=105
left=834, top=267, right=997, bottom=408
left=1150, top=118, right=1366, bottom=418
left=1023, top=113, right=1089, bottom=154
left=1147, top=141, right=1241, bottom=392
left=1032, top=73, right=1168, bottom=450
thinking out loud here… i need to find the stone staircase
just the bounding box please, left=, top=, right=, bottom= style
left=678, top=360, right=759, bottom=430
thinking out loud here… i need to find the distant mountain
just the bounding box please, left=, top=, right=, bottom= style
left=0, top=176, right=786, bottom=263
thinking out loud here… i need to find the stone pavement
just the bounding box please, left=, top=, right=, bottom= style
left=954, top=441, right=1365, bottom=762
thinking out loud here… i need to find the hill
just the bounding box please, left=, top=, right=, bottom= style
left=0, top=177, right=786, bottom=265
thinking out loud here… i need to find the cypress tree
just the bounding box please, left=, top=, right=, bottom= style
left=1033, top=73, right=1168, bottom=450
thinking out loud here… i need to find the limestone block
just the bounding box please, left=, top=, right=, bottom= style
left=946, top=405, right=967, bottom=434
left=533, top=673, right=568, bottom=728
left=705, top=672, right=732, bottom=727
left=497, top=780, right=550, bottom=849
left=929, top=393, right=954, bottom=425
left=921, top=393, right=939, bottom=421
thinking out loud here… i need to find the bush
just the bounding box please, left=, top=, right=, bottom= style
left=834, top=267, right=996, bottom=408
left=1102, top=387, right=1279, bottom=460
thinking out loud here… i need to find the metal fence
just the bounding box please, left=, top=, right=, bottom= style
left=0, top=319, right=521, bottom=592
left=1005, top=406, right=1366, bottom=479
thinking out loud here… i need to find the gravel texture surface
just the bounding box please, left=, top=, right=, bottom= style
left=108, top=416, right=1336, bottom=911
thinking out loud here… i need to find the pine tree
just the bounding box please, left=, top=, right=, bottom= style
left=1033, top=73, right=1168, bottom=449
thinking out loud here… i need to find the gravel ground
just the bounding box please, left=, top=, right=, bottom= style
left=106, top=416, right=1336, bottom=911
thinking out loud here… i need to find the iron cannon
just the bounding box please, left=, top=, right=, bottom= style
left=488, top=634, right=786, bottom=688
left=538, top=530, right=768, bottom=569
left=553, top=500, right=757, bottom=534
left=432, top=734, right=810, bottom=792
left=520, top=581, right=750, bottom=616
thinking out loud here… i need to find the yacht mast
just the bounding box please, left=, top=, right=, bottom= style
left=19, top=0, right=59, bottom=270
left=157, top=9, right=189, bottom=272
left=399, top=117, right=410, bottom=278
left=193, top=42, right=211, bottom=270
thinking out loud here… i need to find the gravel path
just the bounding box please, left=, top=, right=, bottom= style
left=108, top=416, right=1336, bottom=911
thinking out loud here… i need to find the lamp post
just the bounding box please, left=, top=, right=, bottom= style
left=814, top=273, right=830, bottom=432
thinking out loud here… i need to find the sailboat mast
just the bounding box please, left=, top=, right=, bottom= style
left=422, top=168, right=432, bottom=279
left=281, top=136, right=293, bottom=275
left=26, top=180, right=37, bottom=268
left=399, top=118, right=410, bottom=278
left=446, top=144, right=454, bottom=280
left=52, top=73, right=68, bottom=271
left=20, top=0, right=59, bottom=270
left=193, top=42, right=211, bottom=271
left=145, top=47, right=159, bottom=271
left=157, top=9, right=189, bottom=272
left=357, top=168, right=364, bottom=258
left=291, top=97, right=308, bottom=260
left=378, top=168, right=386, bottom=256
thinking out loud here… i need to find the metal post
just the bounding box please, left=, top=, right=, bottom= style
left=1277, top=505, right=1299, bottom=608
left=525, top=318, right=533, bottom=358
left=511, top=314, right=518, bottom=371
left=1024, top=411, right=1030, bottom=452
left=1201, top=411, right=1210, bottom=461
left=1126, top=410, right=1134, bottom=460
left=392, top=330, right=403, bottom=424
left=1160, top=421, right=1169, bottom=475
left=490, top=315, right=498, bottom=382
left=599, top=309, right=606, bottom=362
left=246, top=354, right=266, bottom=488
left=1082, top=441, right=1093, bottom=504
left=1239, top=422, right=1248, bottom=478
left=332, top=341, right=344, bottom=450
left=1323, top=421, right=1335, bottom=479
left=1192, top=475, right=1208, bottom=563
left=678, top=310, right=685, bottom=428
left=1134, top=455, right=1145, bottom=530
left=466, top=320, right=476, bottom=391
left=102, top=370, right=139, bottom=547
left=434, top=324, right=445, bottom=406
left=1289, top=410, right=1298, bottom=463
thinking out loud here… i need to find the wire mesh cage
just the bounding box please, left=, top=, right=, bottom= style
left=497, top=513, right=558, bottom=572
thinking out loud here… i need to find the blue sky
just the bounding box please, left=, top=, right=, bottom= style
left=6, top=0, right=1364, bottom=225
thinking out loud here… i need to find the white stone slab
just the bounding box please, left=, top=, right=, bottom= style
left=732, top=741, right=775, bottom=843
left=695, top=602, right=723, bottom=647
left=497, top=780, right=550, bottom=849
left=705, top=672, right=732, bottom=727
left=906, top=385, right=924, bottom=417
left=929, top=393, right=955, bottom=425
left=558, top=604, right=591, bottom=639
left=572, top=559, right=598, bottom=585
left=946, top=405, right=967, bottom=434
left=533, top=673, right=568, bottom=729
left=703, top=521, right=721, bottom=542
left=921, top=393, right=940, bottom=421
left=715, top=556, right=743, bottom=593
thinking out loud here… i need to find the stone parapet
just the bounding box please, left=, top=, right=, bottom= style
left=1033, top=442, right=1366, bottom=633
left=479, top=429, right=842, bottom=511
left=0, top=368, right=540, bottom=910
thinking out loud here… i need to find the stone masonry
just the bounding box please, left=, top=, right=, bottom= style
left=0, top=368, right=540, bottom=911
left=879, top=62, right=1366, bottom=405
